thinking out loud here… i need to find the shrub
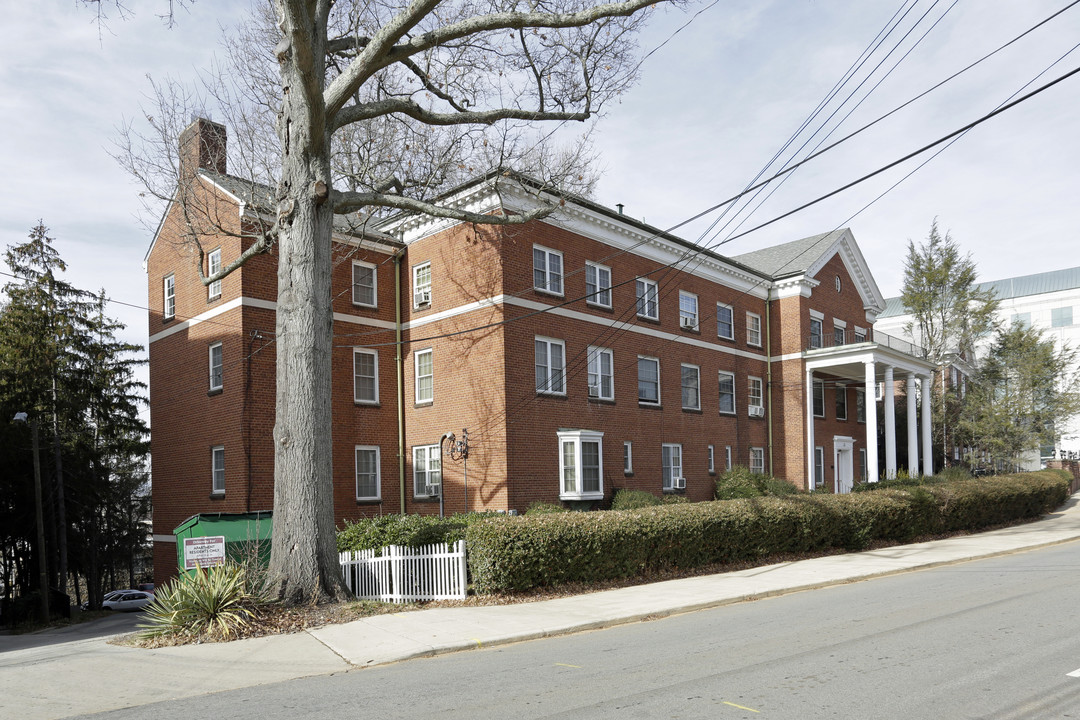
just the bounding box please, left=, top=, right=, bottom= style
left=610, top=489, right=661, bottom=510
left=526, top=501, right=569, bottom=515
left=139, top=562, right=262, bottom=640
left=715, top=466, right=800, bottom=499
left=337, top=512, right=502, bottom=553
left=935, top=466, right=973, bottom=482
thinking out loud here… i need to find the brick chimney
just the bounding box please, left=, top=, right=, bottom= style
left=178, top=117, right=227, bottom=178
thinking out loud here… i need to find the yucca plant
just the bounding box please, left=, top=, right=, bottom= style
left=139, top=562, right=262, bottom=641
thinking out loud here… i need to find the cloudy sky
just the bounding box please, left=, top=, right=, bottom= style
left=2, top=0, right=1078, bottom=362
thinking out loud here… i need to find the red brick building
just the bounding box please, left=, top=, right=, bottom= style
left=145, top=119, right=935, bottom=584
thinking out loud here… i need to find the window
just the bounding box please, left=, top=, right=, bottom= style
left=211, top=446, right=225, bottom=495
left=662, top=443, right=683, bottom=491
left=636, top=278, right=658, bottom=320
left=814, top=446, right=824, bottom=488
left=856, top=386, right=866, bottom=423
left=809, top=317, right=822, bottom=349
left=679, top=291, right=698, bottom=330
left=835, top=275, right=842, bottom=293
left=750, top=447, right=764, bottom=475
left=353, top=348, right=379, bottom=404
left=413, top=262, right=432, bottom=308
left=717, top=303, right=734, bottom=340
left=1011, top=312, right=1031, bottom=329
left=208, top=342, right=223, bottom=392
left=854, top=327, right=867, bottom=343
left=708, top=445, right=715, bottom=474
left=355, top=446, right=381, bottom=501
left=585, top=262, right=611, bottom=307
left=835, top=384, right=847, bottom=420
left=1052, top=306, right=1073, bottom=328
left=746, top=312, right=761, bottom=346
left=535, top=337, right=566, bottom=395
left=834, top=326, right=845, bottom=346
left=207, top=248, right=222, bottom=300
left=352, top=261, right=377, bottom=308
left=413, top=445, right=441, bottom=497
left=681, top=364, right=700, bottom=410
left=748, top=376, right=763, bottom=412
left=415, top=349, right=433, bottom=404
left=860, top=448, right=868, bottom=482
left=624, top=441, right=633, bottom=475
left=638, top=356, right=660, bottom=404
left=813, top=379, right=825, bottom=418
left=163, top=274, right=175, bottom=320
left=587, top=346, right=613, bottom=400
left=718, top=371, right=736, bottom=414
left=725, top=446, right=733, bottom=471
left=559, top=430, right=604, bottom=500
left=533, top=245, right=563, bottom=295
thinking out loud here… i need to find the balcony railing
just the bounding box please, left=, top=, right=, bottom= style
left=806, top=330, right=924, bottom=359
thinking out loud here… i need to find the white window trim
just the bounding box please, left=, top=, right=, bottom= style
left=809, top=316, right=823, bottom=349
left=533, top=244, right=564, bottom=297
left=718, top=370, right=736, bottom=415
left=587, top=345, right=614, bottom=401
left=624, top=441, right=633, bottom=475
left=746, top=312, right=762, bottom=347
left=211, top=445, right=225, bottom=495
left=716, top=302, right=734, bottom=340
left=163, top=274, right=175, bottom=320
left=679, top=291, right=699, bottom=330
left=558, top=429, right=604, bottom=501
left=814, top=446, right=825, bottom=488
left=708, top=445, right=715, bottom=474
left=585, top=261, right=612, bottom=308
left=415, top=348, right=433, bottom=404
left=748, top=375, right=763, bottom=410
left=725, top=446, right=733, bottom=472
left=207, top=248, right=222, bottom=301
left=750, top=446, right=765, bottom=475
left=662, top=443, right=683, bottom=491
left=637, top=355, right=661, bottom=405
left=854, top=325, right=867, bottom=343
left=353, top=348, right=379, bottom=405
left=813, top=379, right=825, bottom=418
left=636, top=278, right=659, bottom=320
left=352, top=260, right=378, bottom=308
left=535, top=336, right=567, bottom=396
left=412, top=262, right=432, bottom=309
left=209, top=342, right=223, bottom=392
left=809, top=309, right=825, bottom=320
left=681, top=363, right=701, bottom=410
left=413, top=445, right=441, bottom=497
left=355, top=445, right=381, bottom=501
left=833, top=318, right=847, bottom=328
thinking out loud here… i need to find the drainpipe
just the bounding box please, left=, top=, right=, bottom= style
left=394, top=251, right=406, bottom=514
left=765, top=291, right=775, bottom=476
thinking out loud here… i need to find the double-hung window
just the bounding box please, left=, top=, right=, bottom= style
left=725, top=446, right=733, bottom=471
left=163, top=274, right=175, bottom=320
left=717, top=303, right=733, bottom=340
left=352, top=261, right=377, bottom=308
left=636, top=278, right=658, bottom=320
left=856, top=386, right=866, bottom=423
left=835, top=383, right=848, bottom=420
left=207, top=248, right=222, bottom=300
left=679, top=292, right=698, bottom=330
left=681, top=364, right=700, bottom=410
left=638, top=356, right=660, bottom=405
left=813, top=379, right=825, bottom=418
left=746, top=312, right=761, bottom=346
left=535, top=337, right=566, bottom=395
left=623, top=441, right=633, bottom=475
left=587, top=346, right=613, bottom=400
left=353, top=348, right=378, bottom=404
left=750, top=447, right=765, bottom=475
left=559, top=430, right=604, bottom=500
left=413, top=445, right=441, bottom=497
left=814, top=446, right=824, bottom=488
left=533, top=245, right=563, bottom=295
left=718, top=371, right=736, bottom=414
left=834, top=319, right=846, bottom=346
left=415, top=349, right=433, bottom=404
left=211, top=446, right=225, bottom=495
left=854, top=326, right=867, bottom=343
left=209, top=342, right=223, bottom=392
left=708, top=445, right=715, bottom=474
left=748, top=376, right=763, bottom=413
left=413, top=262, right=432, bottom=308
left=809, top=315, right=823, bottom=349
left=661, top=444, right=683, bottom=491
left=585, top=262, right=611, bottom=307
left=355, top=446, right=380, bottom=501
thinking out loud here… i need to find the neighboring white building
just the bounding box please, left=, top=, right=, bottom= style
left=877, top=267, right=1080, bottom=465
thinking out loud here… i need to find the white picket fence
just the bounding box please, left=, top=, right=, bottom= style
left=339, top=540, right=467, bottom=603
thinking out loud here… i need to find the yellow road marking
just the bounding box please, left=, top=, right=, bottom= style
left=723, top=701, right=760, bottom=713
left=554, top=663, right=582, bottom=669
left=472, top=638, right=483, bottom=648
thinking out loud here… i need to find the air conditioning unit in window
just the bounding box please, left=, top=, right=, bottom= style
left=680, top=317, right=696, bottom=330
left=673, top=477, right=686, bottom=490
left=414, top=289, right=431, bottom=307
left=588, top=384, right=601, bottom=398
left=425, top=482, right=441, bottom=497
left=749, top=406, right=765, bottom=417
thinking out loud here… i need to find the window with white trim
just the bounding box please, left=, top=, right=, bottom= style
left=662, top=443, right=682, bottom=491
left=413, top=262, right=432, bottom=308
left=717, top=303, right=734, bottom=340
left=681, top=364, right=700, bottom=410
left=708, top=445, right=715, bottom=474
left=413, top=445, right=441, bottom=497
left=209, top=342, right=223, bottom=392
left=352, top=261, right=377, bottom=308
left=353, top=348, right=379, bottom=404
left=211, top=445, right=225, bottom=495
left=355, top=446, right=381, bottom=501
left=718, top=371, right=736, bottom=414
left=638, top=356, right=660, bottom=404
left=856, top=386, right=866, bottom=423
left=1052, top=306, right=1073, bottom=328
left=854, top=326, right=867, bottom=343
left=636, top=278, right=658, bottom=320
left=533, top=245, right=563, bottom=295
left=163, top=274, right=175, bottom=320
left=585, top=262, right=611, bottom=308
left=835, top=383, right=847, bottom=420
left=535, top=337, right=566, bottom=395
left=559, top=430, right=604, bottom=500
left=809, top=316, right=822, bottom=349
left=860, top=448, right=868, bottom=482
left=746, top=312, right=761, bottom=346
left=748, top=376, right=763, bottom=412
left=207, top=248, right=222, bottom=300
left=814, top=446, right=824, bottom=488
left=415, top=349, right=433, bottom=404
left=834, top=325, right=846, bottom=346
left=587, top=346, right=613, bottom=400
left=725, top=446, right=733, bottom=471
left=624, top=441, right=633, bottom=475
left=813, top=379, right=825, bottom=418
left=750, top=447, right=764, bottom=475
left=679, top=291, right=699, bottom=330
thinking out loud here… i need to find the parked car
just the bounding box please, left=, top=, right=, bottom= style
left=81, top=589, right=139, bottom=611
left=101, top=591, right=155, bottom=612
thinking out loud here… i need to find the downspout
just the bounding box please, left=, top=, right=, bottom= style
left=395, top=251, right=407, bottom=514
left=765, top=290, right=775, bottom=476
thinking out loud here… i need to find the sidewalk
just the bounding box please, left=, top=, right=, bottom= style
left=5, top=496, right=1080, bottom=720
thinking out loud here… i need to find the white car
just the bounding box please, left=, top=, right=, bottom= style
left=101, top=590, right=155, bottom=612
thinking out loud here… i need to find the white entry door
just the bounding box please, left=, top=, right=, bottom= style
left=834, top=437, right=855, bottom=494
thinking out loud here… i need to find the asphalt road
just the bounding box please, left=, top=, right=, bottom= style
left=0, top=609, right=145, bottom=654
left=78, top=541, right=1080, bottom=719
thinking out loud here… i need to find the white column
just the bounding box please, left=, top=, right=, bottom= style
left=806, top=368, right=816, bottom=489
left=865, top=361, right=878, bottom=482
left=907, top=374, right=919, bottom=474
left=921, top=375, right=934, bottom=476
left=883, top=365, right=896, bottom=479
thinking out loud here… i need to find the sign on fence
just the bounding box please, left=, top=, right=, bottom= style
left=183, top=535, right=226, bottom=570
left=339, top=540, right=467, bottom=603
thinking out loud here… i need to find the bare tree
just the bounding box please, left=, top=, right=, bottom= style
left=117, top=0, right=674, bottom=604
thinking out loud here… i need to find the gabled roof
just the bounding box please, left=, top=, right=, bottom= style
left=731, top=230, right=847, bottom=279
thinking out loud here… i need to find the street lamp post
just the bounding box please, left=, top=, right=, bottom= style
left=13, top=412, right=49, bottom=623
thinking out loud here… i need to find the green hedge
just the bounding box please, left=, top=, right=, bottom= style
left=337, top=512, right=502, bottom=553
left=466, top=471, right=1068, bottom=594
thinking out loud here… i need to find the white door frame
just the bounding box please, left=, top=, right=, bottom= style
left=834, top=436, right=855, bottom=494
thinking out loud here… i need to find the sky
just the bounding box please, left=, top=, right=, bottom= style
left=1, top=0, right=1078, bottom=367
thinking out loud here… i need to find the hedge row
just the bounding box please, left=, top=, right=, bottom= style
left=337, top=512, right=500, bottom=554
left=465, top=471, right=1069, bottom=594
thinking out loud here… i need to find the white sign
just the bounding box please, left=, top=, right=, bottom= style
left=183, top=535, right=226, bottom=570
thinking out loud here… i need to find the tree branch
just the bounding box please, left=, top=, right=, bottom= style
left=334, top=97, right=587, bottom=130
left=331, top=189, right=555, bottom=226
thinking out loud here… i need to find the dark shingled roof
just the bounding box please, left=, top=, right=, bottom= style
left=730, top=229, right=848, bottom=279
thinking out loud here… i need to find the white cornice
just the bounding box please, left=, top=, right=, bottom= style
left=805, top=229, right=885, bottom=314
left=773, top=275, right=819, bottom=299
